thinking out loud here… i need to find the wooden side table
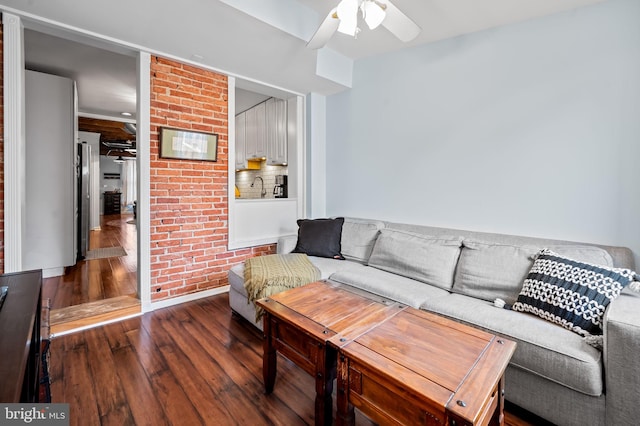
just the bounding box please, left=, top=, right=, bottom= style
left=104, top=191, right=121, bottom=214
left=256, top=281, right=406, bottom=426
left=336, top=308, right=516, bottom=426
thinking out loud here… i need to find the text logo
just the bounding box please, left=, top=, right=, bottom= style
left=1, top=404, right=69, bottom=425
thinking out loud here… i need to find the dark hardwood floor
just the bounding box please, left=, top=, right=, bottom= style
left=49, top=293, right=550, bottom=426
left=43, top=213, right=137, bottom=309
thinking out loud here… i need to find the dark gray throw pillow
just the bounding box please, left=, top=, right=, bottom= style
left=292, top=217, right=345, bottom=260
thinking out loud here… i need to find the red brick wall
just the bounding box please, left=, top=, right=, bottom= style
left=149, top=56, right=273, bottom=301
left=0, top=18, right=5, bottom=274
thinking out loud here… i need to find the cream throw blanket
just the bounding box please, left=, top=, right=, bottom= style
left=244, top=253, right=321, bottom=321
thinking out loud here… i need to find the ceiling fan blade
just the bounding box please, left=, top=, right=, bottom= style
left=307, top=8, right=340, bottom=49
left=380, top=0, right=421, bottom=42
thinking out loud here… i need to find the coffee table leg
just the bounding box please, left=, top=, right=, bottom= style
left=263, top=313, right=277, bottom=394
left=491, top=375, right=506, bottom=426
left=314, top=345, right=335, bottom=426
left=336, top=353, right=355, bottom=426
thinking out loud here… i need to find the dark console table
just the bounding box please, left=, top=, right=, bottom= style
left=104, top=191, right=121, bottom=215
left=0, top=270, right=43, bottom=402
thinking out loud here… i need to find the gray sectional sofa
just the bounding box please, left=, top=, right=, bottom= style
left=228, top=217, right=639, bottom=426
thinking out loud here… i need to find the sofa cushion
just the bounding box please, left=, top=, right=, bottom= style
left=292, top=217, right=345, bottom=260
left=341, top=218, right=385, bottom=263
left=549, top=245, right=614, bottom=267
left=228, top=262, right=246, bottom=295
left=308, top=257, right=368, bottom=280
left=512, top=249, right=636, bottom=337
left=452, top=240, right=538, bottom=305
left=420, top=293, right=604, bottom=396
left=367, top=229, right=463, bottom=290
left=277, top=234, right=298, bottom=254
left=330, top=266, right=450, bottom=309
left=451, top=241, right=618, bottom=307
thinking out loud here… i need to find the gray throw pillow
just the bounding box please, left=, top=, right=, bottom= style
left=452, top=240, right=538, bottom=305
left=341, top=218, right=385, bottom=263
left=368, top=229, right=462, bottom=290
left=547, top=245, right=614, bottom=267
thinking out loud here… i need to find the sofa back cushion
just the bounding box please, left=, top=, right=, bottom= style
left=452, top=240, right=539, bottom=305
left=367, top=229, right=463, bottom=290
left=452, top=240, right=617, bottom=305
left=547, top=245, right=614, bottom=267
left=341, top=218, right=385, bottom=263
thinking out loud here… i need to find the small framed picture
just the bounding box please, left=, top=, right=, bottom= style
left=159, top=127, right=218, bottom=161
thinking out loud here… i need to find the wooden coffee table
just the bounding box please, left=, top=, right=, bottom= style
left=256, top=280, right=407, bottom=426
left=335, top=308, right=516, bottom=426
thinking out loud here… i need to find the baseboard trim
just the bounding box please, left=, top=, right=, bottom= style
left=42, top=267, right=65, bottom=278
left=148, top=285, right=230, bottom=312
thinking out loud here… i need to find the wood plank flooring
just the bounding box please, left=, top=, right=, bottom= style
left=48, top=293, right=552, bottom=426
left=42, top=213, right=140, bottom=334
left=43, top=213, right=137, bottom=309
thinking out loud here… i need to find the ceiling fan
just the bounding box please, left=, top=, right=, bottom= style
left=307, top=0, right=421, bottom=49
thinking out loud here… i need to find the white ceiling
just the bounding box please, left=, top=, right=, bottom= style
left=7, top=0, right=606, bottom=120
left=24, top=29, right=138, bottom=119
left=294, top=0, right=605, bottom=59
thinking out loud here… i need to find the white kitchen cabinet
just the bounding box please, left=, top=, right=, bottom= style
left=255, top=102, right=267, bottom=158
left=245, top=102, right=266, bottom=159
left=236, top=98, right=286, bottom=169
left=266, top=98, right=288, bottom=165
left=235, top=112, right=247, bottom=169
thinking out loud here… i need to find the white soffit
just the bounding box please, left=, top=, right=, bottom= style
left=219, top=0, right=354, bottom=89
left=219, top=0, right=319, bottom=41
left=316, top=48, right=353, bottom=89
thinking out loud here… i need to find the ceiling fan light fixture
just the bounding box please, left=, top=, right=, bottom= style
left=362, top=1, right=386, bottom=30
left=306, top=0, right=419, bottom=49
left=113, top=156, right=125, bottom=163
left=336, top=0, right=359, bottom=36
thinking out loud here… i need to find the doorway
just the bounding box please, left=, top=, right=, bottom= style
left=23, top=28, right=141, bottom=333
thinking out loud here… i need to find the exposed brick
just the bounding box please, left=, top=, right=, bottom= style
left=149, top=56, right=274, bottom=302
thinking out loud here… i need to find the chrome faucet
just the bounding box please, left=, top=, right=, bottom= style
left=251, top=176, right=267, bottom=198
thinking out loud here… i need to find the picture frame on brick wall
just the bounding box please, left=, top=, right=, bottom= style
left=160, top=127, right=218, bottom=161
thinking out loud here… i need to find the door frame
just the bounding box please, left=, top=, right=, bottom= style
left=2, top=13, right=151, bottom=311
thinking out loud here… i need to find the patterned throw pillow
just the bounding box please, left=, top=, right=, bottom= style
left=512, top=249, right=636, bottom=337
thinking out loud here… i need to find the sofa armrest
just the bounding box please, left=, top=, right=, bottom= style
left=277, top=234, right=298, bottom=254
left=604, top=288, right=640, bottom=425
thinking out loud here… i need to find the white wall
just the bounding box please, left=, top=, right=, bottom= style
left=325, top=0, right=640, bottom=267
left=99, top=156, right=123, bottom=214
left=306, top=93, right=327, bottom=218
